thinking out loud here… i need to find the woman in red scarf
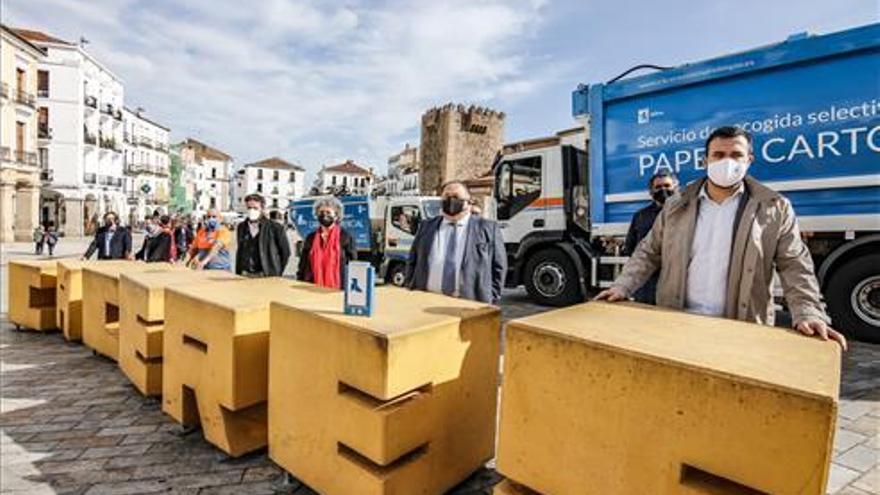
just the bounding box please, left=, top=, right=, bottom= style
left=297, top=197, right=357, bottom=289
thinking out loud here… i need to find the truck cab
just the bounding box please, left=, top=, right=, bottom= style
left=492, top=140, right=592, bottom=306
left=378, top=196, right=441, bottom=286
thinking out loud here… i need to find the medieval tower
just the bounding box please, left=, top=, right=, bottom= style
left=419, top=103, right=505, bottom=195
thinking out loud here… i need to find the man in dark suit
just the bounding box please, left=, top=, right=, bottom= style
left=621, top=170, right=679, bottom=304
left=235, top=193, right=291, bottom=277
left=405, top=181, right=507, bottom=304
left=82, top=211, right=132, bottom=260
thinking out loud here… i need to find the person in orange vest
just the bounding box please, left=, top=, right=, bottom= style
left=183, top=209, right=233, bottom=271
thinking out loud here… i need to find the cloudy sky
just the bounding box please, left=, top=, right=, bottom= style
left=2, top=0, right=875, bottom=181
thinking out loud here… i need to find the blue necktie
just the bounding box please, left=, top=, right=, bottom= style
left=441, top=223, right=458, bottom=296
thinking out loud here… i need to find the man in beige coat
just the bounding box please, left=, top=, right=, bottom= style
left=596, top=126, right=846, bottom=350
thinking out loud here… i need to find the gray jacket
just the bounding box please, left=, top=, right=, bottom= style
left=405, top=215, right=507, bottom=304
left=612, top=176, right=829, bottom=326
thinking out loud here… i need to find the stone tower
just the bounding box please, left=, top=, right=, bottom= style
left=419, top=103, right=505, bottom=195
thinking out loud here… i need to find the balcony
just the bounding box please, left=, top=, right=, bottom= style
left=84, top=130, right=97, bottom=146
left=124, top=162, right=146, bottom=174
left=113, top=109, right=123, bottom=121
left=15, top=89, right=36, bottom=109
left=14, top=150, right=38, bottom=167
left=138, top=136, right=154, bottom=149
left=84, top=173, right=97, bottom=184
left=0, top=146, right=10, bottom=162
left=123, top=132, right=132, bottom=144
left=37, top=88, right=49, bottom=98
left=84, top=95, right=97, bottom=110
left=97, top=175, right=122, bottom=188
left=40, top=168, right=53, bottom=182
left=99, top=135, right=119, bottom=152
left=38, top=125, right=53, bottom=140
left=0, top=82, right=8, bottom=99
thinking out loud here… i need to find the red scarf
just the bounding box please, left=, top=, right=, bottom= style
left=310, top=224, right=341, bottom=289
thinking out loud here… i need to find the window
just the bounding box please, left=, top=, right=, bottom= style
left=495, top=156, right=542, bottom=220
left=210, top=197, right=216, bottom=208
left=272, top=198, right=278, bottom=208
left=37, top=70, right=49, bottom=97
left=331, top=175, right=336, bottom=186
left=257, top=169, right=263, bottom=180
left=257, top=183, right=263, bottom=193
left=390, top=205, right=421, bottom=235
left=289, top=173, right=296, bottom=183
left=342, top=176, right=348, bottom=188
left=273, top=170, right=279, bottom=181
left=212, top=168, right=217, bottom=179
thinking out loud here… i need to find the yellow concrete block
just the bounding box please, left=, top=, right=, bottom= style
left=493, top=480, right=537, bottom=495
left=118, top=270, right=241, bottom=396
left=162, top=278, right=333, bottom=457
left=56, top=259, right=96, bottom=341
left=82, top=261, right=185, bottom=361
left=268, top=286, right=501, bottom=495
left=8, top=259, right=58, bottom=331
left=496, top=302, right=841, bottom=495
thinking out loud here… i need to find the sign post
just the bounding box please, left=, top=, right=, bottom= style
left=344, top=261, right=375, bottom=317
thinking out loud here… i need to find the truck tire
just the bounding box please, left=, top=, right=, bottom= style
left=386, top=262, right=407, bottom=287
left=524, top=248, right=582, bottom=307
left=825, top=254, right=880, bottom=343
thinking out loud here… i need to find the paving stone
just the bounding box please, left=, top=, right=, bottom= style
left=837, top=445, right=880, bottom=473
left=162, top=469, right=244, bottom=489
left=852, top=467, right=880, bottom=493
left=828, top=463, right=865, bottom=493
left=57, top=435, right=124, bottom=450
left=97, top=425, right=157, bottom=437
left=79, top=444, right=151, bottom=460
left=837, top=429, right=870, bottom=453
left=83, top=479, right=169, bottom=495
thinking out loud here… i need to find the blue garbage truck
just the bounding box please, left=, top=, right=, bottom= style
left=491, top=23, right=879, bottom=341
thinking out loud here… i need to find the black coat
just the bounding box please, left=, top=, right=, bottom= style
left=296, top=226, right=357, bottom=284
left=136, top=232, right=174, bottom=262
left=84, top=226, right=132, bottom=260
left=235, top=218, right=291, bottom=276
left=622, top=202, right=662, bottom=304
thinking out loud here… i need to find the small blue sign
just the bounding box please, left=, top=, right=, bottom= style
left=344, top=261, right=375, bottom=317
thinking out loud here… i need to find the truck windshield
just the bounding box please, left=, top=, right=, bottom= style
left=423, top=199, right=441, bottom=219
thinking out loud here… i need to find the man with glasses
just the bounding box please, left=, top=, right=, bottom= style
left=82, top=211, right=132, bottom=260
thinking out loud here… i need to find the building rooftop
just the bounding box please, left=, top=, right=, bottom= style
left=323, top=160, right=371, bottom=176
left=245, top=157, right=304, bottom=171
left=2, top=25, right=49, bottom=56
left=123, top=107, right=170, bottom=132
left=180, top=138, right=232, bottom=162
left=11, top=27, right=74, bottom=46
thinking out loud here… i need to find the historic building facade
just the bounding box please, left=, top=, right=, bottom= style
left=177, top=138, right=233, bottom=214
left=15, top=28, right=126, bottom=236
left=232, top=156, right=305, bottom=215
left=122, top=106, right=170, bottom=224
left=0, top=25, right=44, bottom=242
left=386, top=143, right=420, bottom=196
left=313, top=160, right=373, bottom=196
left=419, top=103, right=504, bottom=195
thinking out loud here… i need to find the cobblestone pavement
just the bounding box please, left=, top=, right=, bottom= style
left=1, top=243, right=878, bottom=494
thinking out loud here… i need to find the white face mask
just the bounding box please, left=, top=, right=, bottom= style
left=707, top=157, right=749, bottom=188
left=247, top=208, right=261, bottom=221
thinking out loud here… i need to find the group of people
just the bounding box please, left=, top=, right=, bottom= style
left=32, top=223, right=59, bottom=256
left=80, top=195, right=293, bottom=279
left=80, top=124, right=844, bottom=350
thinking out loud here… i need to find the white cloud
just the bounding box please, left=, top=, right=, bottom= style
left=2, top=0, right=553, bottom=180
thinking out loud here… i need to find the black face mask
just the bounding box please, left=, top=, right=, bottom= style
left=651, top=188, right=674, bottom=205
left=442, top=196, right=466, bottom=216
left=317, top=213, right=335, bottom=227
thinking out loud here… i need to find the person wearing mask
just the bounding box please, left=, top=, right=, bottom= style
left=235, top=193, right=291, bottom=277
left=595, top=126, right=846, bottom=350
left=183, top=209, right=232, bottom=270
left=83, top=211, right=132, bottom=260
left=405, top=181, right=507, bottom=304
left=137, top=214, right=176, bottom=262
left=621, top=171, right=679, bottom=304
left=297, top=197, right=357, bottom=289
